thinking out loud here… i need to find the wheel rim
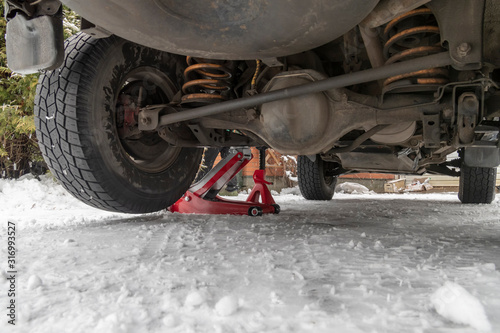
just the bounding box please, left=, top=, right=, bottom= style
left=322, top=160, right=336, bottom=186
left=115, top=67, right=181, bottom=173
left=324, top=174, right=335, bottom=186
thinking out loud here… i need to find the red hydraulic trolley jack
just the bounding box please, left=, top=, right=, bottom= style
left=169, top=148, right=280, bottom=216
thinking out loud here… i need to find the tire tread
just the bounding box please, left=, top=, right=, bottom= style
left=458, top=165, right=496, bottom=204
left=297, top=155, right=336, bottom=200
left=35, top=33, right=199, bottom=213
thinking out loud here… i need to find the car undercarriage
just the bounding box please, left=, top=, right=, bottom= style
left=4, top=0, right=500, bottom=212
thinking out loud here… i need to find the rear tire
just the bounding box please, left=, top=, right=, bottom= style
left=458, top=164, right=496, bottom=204
left=297, top=155, right=337, bottom=200
left=34, top=33, right=202, bottom=213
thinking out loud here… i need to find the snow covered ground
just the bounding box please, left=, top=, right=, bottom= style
left=1, top=175, right=500, bottom=333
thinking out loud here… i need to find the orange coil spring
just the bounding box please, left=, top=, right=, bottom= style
left=181, top=56, right=232, bottom=105
left=383, top=8, right=448, bottom=87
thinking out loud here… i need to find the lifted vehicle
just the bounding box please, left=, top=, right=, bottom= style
left=4, top=0, right=500, bottom=212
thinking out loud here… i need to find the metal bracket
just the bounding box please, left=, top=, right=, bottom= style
left=261, top=58, right=284, bottom=67
left=187, top=124, right=225, bottom=146
left=4, top=0, right=61, bottom=18
left=422, top=113, right=441, bottom=148
left=137, top=108, right=160, bottom=131
left=427, top=0, right=484, bottom=70
left=457, top=93, right=479, bottom=144
left=81, top=18, right=112, bottom=38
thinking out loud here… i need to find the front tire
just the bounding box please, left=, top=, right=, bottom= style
left=297, top=155, right=337, bottom=200
left=34, top=33, right=202, bottom=213
left=458, top=164, right=496, bottom=204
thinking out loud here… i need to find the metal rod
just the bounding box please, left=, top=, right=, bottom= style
left=159, top=52, right=453, bottom=126
left=359, top=26, right=385, bottom=68
left=326, top=125, right=388, bottom=154
left=258, top=147, right=266, bottom=170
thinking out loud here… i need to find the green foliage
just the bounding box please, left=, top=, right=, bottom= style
left=63, top=5, right=80, bottom=38
left=0, top=3, right=79, bottom=177
left=0, top=3, right=39, bottom=176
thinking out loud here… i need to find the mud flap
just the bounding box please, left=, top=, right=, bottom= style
left=463, top=147, right=500, bottom=168
left=6, top=14, right=64, bottom=74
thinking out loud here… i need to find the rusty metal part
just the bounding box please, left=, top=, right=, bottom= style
left=181, top=93, right=226, bottom=104
left=185, top=67, right=446, bottom=155
left=251, top=60, right=261, bottom=90
left=383, top=26, right=440, bottom=58
left=426, top=0, right=484, bottom=70
left=359, top=0, right=432, bottom=69
left=383, top=7, right=448, bottom=89
left=359, top=26, right=385, bottom=68
left=456, top=42, right=472, bottom=58
left=415, top=78, right=449, bottom=85
left=183, top=61, right=232, bottom=80
left=383, top=68, right=449, bottom=86
left=385, top=45, right=443, bottom=65
left=116, top=93, right=140, bottom=138
left=361, top=0, right=432, bottom=29
left=157, top=52, right=453, bottom=128
left=326, top=125, right=388, bottom=154
left=181, top=56, right=232, bottom=106
left=457, top=93, right=479, bottom=144
left=384, top=8, right=434, bottom=36
left=182, top=79, right=230, bottom=92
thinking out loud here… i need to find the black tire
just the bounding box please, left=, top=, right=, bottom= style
left=458, top=164, right=496, bottom=204
left=297, top=155, right=337, bottom=200
left=34, top=33, right=202, bottom=213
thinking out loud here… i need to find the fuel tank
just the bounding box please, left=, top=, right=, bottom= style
left=62, top=0, right=379, bottom=59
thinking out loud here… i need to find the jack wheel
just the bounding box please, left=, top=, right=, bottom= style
left=272, top=204, right=280, bottom=214
left=248, top=206, right=263, bottom=217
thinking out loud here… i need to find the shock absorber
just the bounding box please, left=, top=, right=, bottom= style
left=181, top=56, right=233, bottom=106
left=383, top=7, right=448, bottom=89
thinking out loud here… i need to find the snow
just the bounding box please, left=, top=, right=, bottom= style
left=26, top=275, right=43, bottom=291
left=0, top=174, right=128, bottom=230
left=336, top=182, right=372, bottom=194
left=1, top=176, right=500, bottom=332
left=185, top=291, right=208, bottom=308
left=215, top=295, right=239, bottom=316
left=431, top=281, right=492, bottom=331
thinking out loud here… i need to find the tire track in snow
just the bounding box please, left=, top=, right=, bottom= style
left=139, top=222, right=182, bottom=259
left=137, top=216, right=209, bottom=259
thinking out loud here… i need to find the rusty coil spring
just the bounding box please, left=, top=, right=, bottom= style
left=383, top=8, right=448, bottom=87
left=181, top=56, right=232, bottom=105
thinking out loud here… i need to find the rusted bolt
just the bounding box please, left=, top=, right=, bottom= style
left=442, top=107, right=453, bottom=119
left=140, top=117, right=151, bottom=125
left=462, top=95, right=479, bottom=112
left=457, top=43, right=471, bottom=57
left=246, top=109, right=258, bottom=120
